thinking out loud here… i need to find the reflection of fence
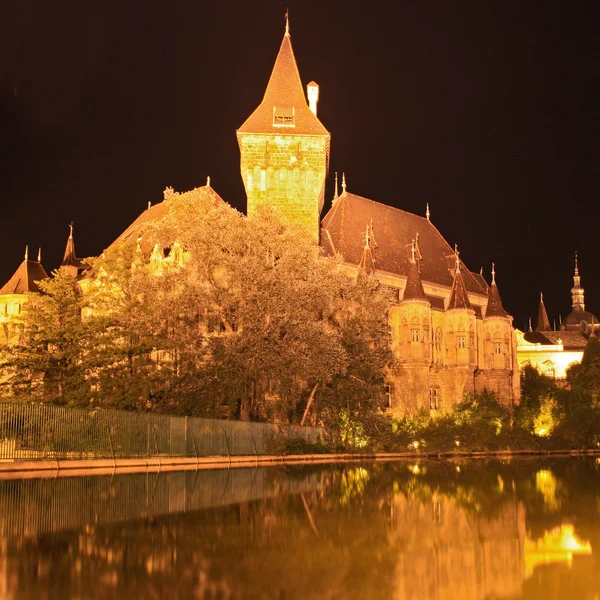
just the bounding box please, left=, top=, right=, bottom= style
left=0, top=402, right=323, bottom=461
left=0, top=468, right=325, bottom=540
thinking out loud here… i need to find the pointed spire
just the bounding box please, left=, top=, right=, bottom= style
left=341, top=172, right=347, bottom=194
left=24, top=245, right=28, bottom=261
left=285, top=9, right=290, bottom=37
left=37, top=248, right=42, bottom=263
left=402, top=238, right=428, bottom=303
left=571, top=251, right=585, bottom=311
left=333, top=172, right=339, bottom=202
left=206, top=175, right=211, bottom=187
left=62, top=222, right=78, bottom=267
left=448, top=246, right=473, bottom=311
left=237, top=18, right=328, bottom=136
left=535, top=292, right=551, bottom=332
left=357, top=223, right=375, bottom=275
left=528, top=317, right=533, bottom=332
left=485, top=262, right=509, bottom=318
left=426, top=203, right=430, bottom=221
left=148, top=201, right=151, bottom=210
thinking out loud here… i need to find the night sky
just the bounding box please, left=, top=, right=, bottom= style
left=2, top=1, right=599, bottom=330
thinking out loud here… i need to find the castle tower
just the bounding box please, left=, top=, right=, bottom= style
left=478, top=264, right=518, bottom=404
left=389, top=239, right=432, bottom=413
left=446, top=250, right=476, bottom=368
left=0, top=246, right=48, bottom=345
left=236, top=16, right=330, bottom=243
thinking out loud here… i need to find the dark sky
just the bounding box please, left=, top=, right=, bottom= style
left=1, top=1, right=599, bottom=329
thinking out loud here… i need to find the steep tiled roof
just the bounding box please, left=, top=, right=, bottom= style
left=472, top=271, right=489, bottom=291
left=0, top=259, right=48, bottom=294
left=535, top=296, right=551, bottom=332
left=485, top=281, right=509, bottom=318
left=237, top=32, right=329, bottom=136
left=402, top=258, right=428, bottom=302
left=321, top=192, right=487, bottom=295
left=448, top=267, right=473, bottom=311
left=107, top=185, right=225, bottom=254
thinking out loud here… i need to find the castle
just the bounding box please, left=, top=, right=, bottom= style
left=515, top=254, right=599, bottom=379
left=0, top=18, right=520, bottom=414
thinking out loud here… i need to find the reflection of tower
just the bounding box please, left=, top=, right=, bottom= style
left=391, top=491, right=526, bottom=599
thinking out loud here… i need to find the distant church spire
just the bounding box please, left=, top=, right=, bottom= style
left=24, top=245, right=28, bottom=261
left=571, top=251, right=585, bottom=312
left=426, top=203, right=430, bottom=221
left=535, top=292, right=551, bottom=332
left=37, top=247, right=42, bottom=263
left=285, top=9, right=290, bottom=37
left=341, top=173, right=347, bottom=194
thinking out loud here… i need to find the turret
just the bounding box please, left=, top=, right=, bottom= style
left=571, top=251, right=585, bottom=312
left=483, top=263, right=513, bottom=370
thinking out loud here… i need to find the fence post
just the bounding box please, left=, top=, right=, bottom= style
left=106, top=424, right=116, bottom=469
left=219, top=425, right=231, bottom=466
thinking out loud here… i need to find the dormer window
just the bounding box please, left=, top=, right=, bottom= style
left=273, top=106, right=295, bottom=127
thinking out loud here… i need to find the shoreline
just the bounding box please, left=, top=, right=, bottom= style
left=1, top=448, right=600, bottom=480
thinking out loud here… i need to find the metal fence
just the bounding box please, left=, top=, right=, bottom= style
left=0, top=402, right=324, bottom=461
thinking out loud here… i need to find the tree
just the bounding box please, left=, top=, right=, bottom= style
left=0, top=270, right=92, bottom=405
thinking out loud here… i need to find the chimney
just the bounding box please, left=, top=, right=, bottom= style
left=307, top=81, right=319, bottom=117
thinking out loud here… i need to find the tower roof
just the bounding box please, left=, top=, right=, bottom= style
left=485, top=264, right=509, bottom=318
left=62, top=223, right=81, bottom=267
left=448, top=254, right=473, bottom=311
left=0, top=252, right=48, bottom=295
left=535, top=293, right=551, bottom=332
left=237, top=25, right=329, bottom=136
left=402, top=240, right=428, bottom=302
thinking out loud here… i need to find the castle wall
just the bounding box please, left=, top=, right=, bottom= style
left=238, top=133, right=328, bottom=243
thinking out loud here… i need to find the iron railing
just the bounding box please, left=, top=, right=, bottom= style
left=0, top=402, right=323, bottom=461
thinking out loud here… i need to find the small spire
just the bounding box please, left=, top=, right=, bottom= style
left=574, top=251, right=579, bottom=276
left=454, top=244, right=460, bottom=272
left=535, top=292, right=551, bottom=332
left=69, top=221, right=74, bottom=239
left=341, top=172, right=347, bottom=194
left=411, top=239, right=416, bottom=263
left=206, top=175, right=211, bottom=187
left=491, top=262, right=496, bottom=284
left=37, top=247, right=42, bottom=263
left=485, top=262, right=509, bottom=318
left=364, top=224, right=370, bottom=250
left=528, top=317, right=532, bottom=332
left=285, top=9, right=290, bottom=37
left=479, top=266, right=483, bottom=276
left=148, top=201, right=151, bottom=210
left=333, top=172, right=339, bottom=201
left=426, top=203, right=430, bottom=221
left=24, top=245, right=28, bottom=261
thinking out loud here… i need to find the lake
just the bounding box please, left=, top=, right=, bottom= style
left=0, top=457, right=599, bottom=599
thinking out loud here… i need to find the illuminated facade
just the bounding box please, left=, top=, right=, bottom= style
left=237, top=19, right=519, bottom=413
left=516, top=257, right=598, bottom=379
left=0, top=18, right=521, bottom=415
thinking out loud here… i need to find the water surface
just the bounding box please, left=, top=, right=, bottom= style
left=1, top=457, right=599, bottom=599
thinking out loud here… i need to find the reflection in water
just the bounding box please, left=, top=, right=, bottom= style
left=0, top=459, right=599, bottom=599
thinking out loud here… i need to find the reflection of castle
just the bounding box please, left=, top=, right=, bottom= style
left=0, top=17, right=521, bottom=413
left=392, top=492, right=526, bottom=599
left=516, top=255, right=599, bottom=379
